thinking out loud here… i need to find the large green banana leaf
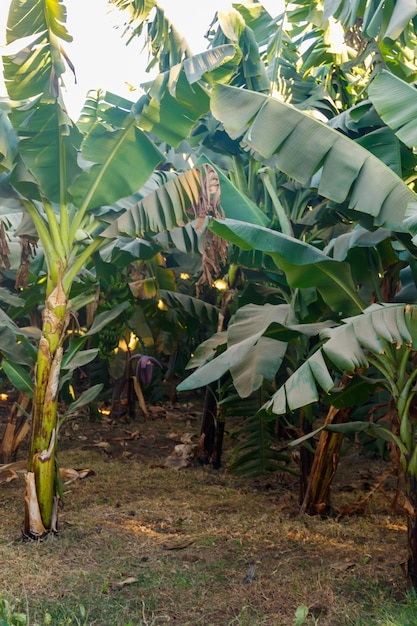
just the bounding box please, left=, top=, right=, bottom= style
left=3, top=0, right=71, bottom=101
left=133, top=69, right=210, bottom=148
left=210, top=218, right=365, bottom=315
left=178, top=303, right=332, bottom=398
left=369, top=70, right=417, bottom=149
left=70, top=101, right=163, bottom=211
left=267, top=303, right=417, bottom=415
left=126, top=45, right=242, bottom=149
left=178, top=303, right=293, bottom=397
left=211, top=84, right=416, bottom=232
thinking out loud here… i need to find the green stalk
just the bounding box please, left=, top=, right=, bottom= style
left=260, top=170, right=293, bottom=237
left=62, top=238, right=105, bottom=292
left=58, top=134, right=70, bottom=254
left=42, top=198, right=65, bottom=259
left=21, top=201, right=61, bottom=285
left=247, top=158, right=259, bottom=200
left=231, top=156, right=249, bottom=196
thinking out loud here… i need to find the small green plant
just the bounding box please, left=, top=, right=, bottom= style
left=0, top=598, right=89, bottom=626
left=293, top=605, right=320, bottom=625
left=0, top=596, right=27, bottom=626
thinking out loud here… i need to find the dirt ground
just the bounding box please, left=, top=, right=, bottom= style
left=0, top=384, right=412, bottom=625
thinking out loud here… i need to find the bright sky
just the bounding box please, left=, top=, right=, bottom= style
left=0, top=0, right=280, bottom=119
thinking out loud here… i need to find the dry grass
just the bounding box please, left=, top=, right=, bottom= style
left=0, top=402, right=412, bottom=626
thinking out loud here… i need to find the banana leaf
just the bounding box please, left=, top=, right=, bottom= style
left=210, top=218, right=365, bottom=315
left=369, top=70, right=417, bottom=149
left=267, top=303, right=417, bottom=415
left=211, top=84, right=416, bottom=232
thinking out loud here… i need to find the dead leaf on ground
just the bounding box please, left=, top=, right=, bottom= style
left=0, top=468, right=19, bottom=484
left=167, top=432, right=181, bottom=440
left=163, top=443, right=198, bottom=470
left=59, top=467, right=95, bottom=484
left=93, top=441, right=111, bottom=451
left=108, top=576, right=139, bottom=590
left=148, top=406, right=167, bottom=420
left=0, top=460, right=26, bottom=483
left=180, top=433, right=196, bottom=444
left=111, top=430, right=140, bottom=442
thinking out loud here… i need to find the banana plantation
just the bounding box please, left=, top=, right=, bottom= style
left=3, top=0, right=417, bottom=623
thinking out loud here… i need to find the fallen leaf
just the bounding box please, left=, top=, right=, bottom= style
left=93, top=441, right=111, bottom=451
left=109, top=577, right=139, bottom=590
left=0, top=460, right=27, bottom=485
left=59, top=467, right=95, bottom=484
left=167, top=432, right=181, bottom=440
left=180, top=433, right=196, bottom=444
left=0, top=468, right=18, bottom=484
left=111, top=430, right=140, bottom=442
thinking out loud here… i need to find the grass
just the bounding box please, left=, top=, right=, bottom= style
left=0, top=404, right=414, bottom=625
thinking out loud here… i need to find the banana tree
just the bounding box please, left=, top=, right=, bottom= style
left=260, top=303, right=417, bottom=589
left=0, top=0, right=250, bottom=537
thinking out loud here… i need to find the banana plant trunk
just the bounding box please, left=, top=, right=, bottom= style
left=300, top=405, right=351, bottom=515
left=24, top=276, right=69, bottom=538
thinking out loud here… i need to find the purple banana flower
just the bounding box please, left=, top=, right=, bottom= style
left=130, top=354, right=163, bottom=386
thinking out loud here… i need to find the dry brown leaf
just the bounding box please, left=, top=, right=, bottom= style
left=59, top=467, right=95, bottom=484
left=111, top=430, right=140, bottom=442
left=132, top=377, right=149, bottom=418
left=180, top=433, right=196, bottom=444
left=109, top=577, right=138, bottom=590
left=93, top=441, right=111, bottom=450
left=0, top=469, right=18, bottom=484
left=0, top=460, right=27, bottom=485
left=167, top=432, right=181, bottom=440
left=147, top=406, right=167, bottom=420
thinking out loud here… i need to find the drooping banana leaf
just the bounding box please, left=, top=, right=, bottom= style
left=133, top=69, right=211, bottom=147
left=3, top=0, right=72, bottom=101
left=178, top=303, right=293, bottom=397
left=213, top=8, right=271, bottom=92
left=159, top=290, right=219, bottom=327
left=266, top=303, right=417, bottom=415
left=109, top=0, right=191, bottom=73
left=211, top=84, right=416, bottom=232
left=369, top=71, right=417, bottom=149
left=210, top=218, right=365, bottom=315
